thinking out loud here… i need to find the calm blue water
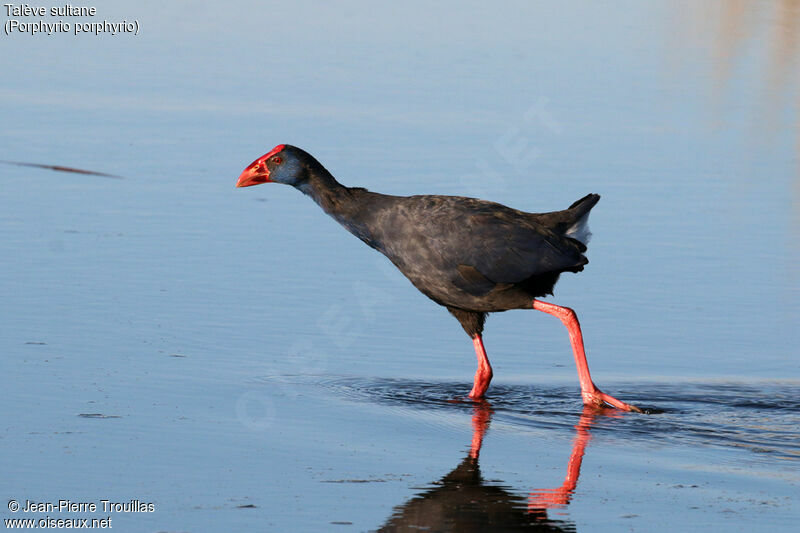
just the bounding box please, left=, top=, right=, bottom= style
left=1, top=1, right=798, bottom=531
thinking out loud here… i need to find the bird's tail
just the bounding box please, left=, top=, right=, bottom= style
left=564, top=194, right=600, bottom=247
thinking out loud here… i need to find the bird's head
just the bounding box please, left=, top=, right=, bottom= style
left=236, top=144, right=309, bottom=188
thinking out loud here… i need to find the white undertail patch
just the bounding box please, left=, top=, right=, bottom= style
left=566, top=212, right=592, bottom=246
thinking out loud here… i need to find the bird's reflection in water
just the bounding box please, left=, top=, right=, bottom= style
left=377, top=404, right=611, bottom=532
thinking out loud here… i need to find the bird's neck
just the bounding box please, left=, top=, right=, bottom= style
left=296, top=169, right=355, bottom=216
left=296, top=168, right=379, bottom=248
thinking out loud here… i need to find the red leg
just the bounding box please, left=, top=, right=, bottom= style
left=468, top=334, right=493, bottom=400
left=533, top=300, right=641, bottom=412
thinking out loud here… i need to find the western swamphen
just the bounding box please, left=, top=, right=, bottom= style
left=237, top=145, right=641, bottom=412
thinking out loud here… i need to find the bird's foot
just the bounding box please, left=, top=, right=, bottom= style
left=468, top=366, right=493, bottom=400
left=467, top=387, right=488, bottom=401
left=582, top=388, right=643, bottom=413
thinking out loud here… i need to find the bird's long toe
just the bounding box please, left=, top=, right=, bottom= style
left=583, top=389, right=643, bottom=413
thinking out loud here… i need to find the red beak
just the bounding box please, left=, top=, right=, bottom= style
left=236, top=157, right=270, bottom=187
left=236, top=144, right=286, bottom=188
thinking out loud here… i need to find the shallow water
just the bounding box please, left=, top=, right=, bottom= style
left=1, top=0, right=799, bottom=531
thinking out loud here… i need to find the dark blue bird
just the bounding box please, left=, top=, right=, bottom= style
left=237, top=144, right=640, bottom=412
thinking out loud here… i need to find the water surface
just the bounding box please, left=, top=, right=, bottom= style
left=1, top=1, right=798, bottom=531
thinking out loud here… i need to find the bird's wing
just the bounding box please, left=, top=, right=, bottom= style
left=417, top=199, right=589, bottom=293
left=458, top=213, right=586, bottom=281
left=370, top=195, right=591, bottom=299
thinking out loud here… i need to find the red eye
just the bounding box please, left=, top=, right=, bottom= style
left=272, top=156, right=282, bottom=164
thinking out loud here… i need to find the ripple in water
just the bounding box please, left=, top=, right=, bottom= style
left=268, top=375, right=800, bottom=463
